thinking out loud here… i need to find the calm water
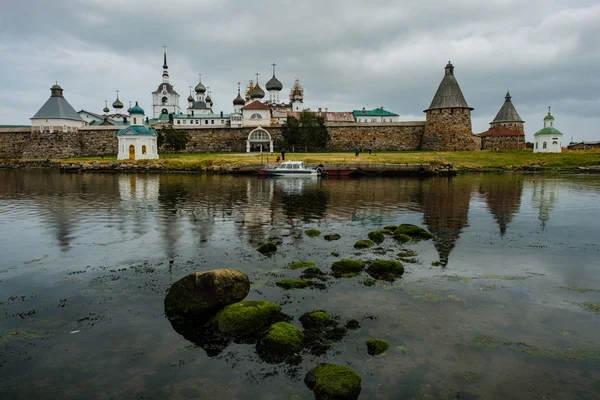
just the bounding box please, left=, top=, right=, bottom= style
left=1, top=170, right=600, bottom=399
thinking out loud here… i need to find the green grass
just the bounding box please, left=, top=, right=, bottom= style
left=50, top=150, right=600, bottom=171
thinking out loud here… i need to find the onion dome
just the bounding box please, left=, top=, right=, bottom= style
left=187, top=94, right=194, bottom=102
left=103, top=105, right=110, bottom=113
left=266, top=75, right=283, bottom=91
left=112, top=97, right=123, bottom=109
left=249, top=83, right=265, bottom=99
left=233, top=92, right=245, bottom=105
left=205, top=94, right=212, bottom=103
left=544, top=111, right=555, bottom=121
left=195, top=80, right=206, bottom=94
left=129, top=101, right=145, bottom=115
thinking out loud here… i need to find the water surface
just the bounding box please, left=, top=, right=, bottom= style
left=1, top=170, right=600, bottom=399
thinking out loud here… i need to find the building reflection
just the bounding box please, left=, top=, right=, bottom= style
left=531, top=178, right=559, bottom=230
left=479, top=175, right=524, bottom=236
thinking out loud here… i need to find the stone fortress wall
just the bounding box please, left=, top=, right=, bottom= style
left=0, top=123, right=428, bottom=159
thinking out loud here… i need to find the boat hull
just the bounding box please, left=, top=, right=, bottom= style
left=257, top=169, right=321, bottom=177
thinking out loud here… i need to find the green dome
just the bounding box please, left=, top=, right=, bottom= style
left=543, top=113, right=555, bottom=121
left=129, top=101, right=144, bottom=115
left=534, top=127, right=562, bottom=136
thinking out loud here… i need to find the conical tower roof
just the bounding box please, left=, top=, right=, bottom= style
left=425, top=61, right=473, bottom=112
left=31, top=84, right=84, bottom=122
left=492, top=91, right=524, bottom=123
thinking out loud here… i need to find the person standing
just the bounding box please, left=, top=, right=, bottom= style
left=281, top=150, right=286, bottom=160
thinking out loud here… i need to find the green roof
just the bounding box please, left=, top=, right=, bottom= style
left=543, top=113, right=555, bottom=121
left=117, top=125, right=156, bottom=136
left=353, top=108, right=399, bottom=117
left=129, top=102, right=145, bottom=115
left=534, top=127, right=563, bottom=136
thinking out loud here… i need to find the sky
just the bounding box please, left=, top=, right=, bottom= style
left=0, top=0, right=598, bottom=141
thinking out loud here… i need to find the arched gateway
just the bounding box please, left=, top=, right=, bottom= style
left=246, top=127, right=273, bottom=153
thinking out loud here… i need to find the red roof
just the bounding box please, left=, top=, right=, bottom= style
left=478, top=126, right=523, bottom=137
left=242, top=100, right=271, bottom=111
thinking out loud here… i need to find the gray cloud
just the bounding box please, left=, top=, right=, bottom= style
left=1, top=0, right=598, bottom=141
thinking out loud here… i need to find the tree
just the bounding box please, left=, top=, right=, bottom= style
left=158, top=125, right=190, bottom=151
left=282, top=111, right=330, bottom=151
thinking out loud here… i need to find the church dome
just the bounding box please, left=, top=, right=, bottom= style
left=112, top=97, right=124, bottom=109
left=205, top=94, right=212, bottom=103
left=266, top=75, right=283, bottom=91
left=195, top=81, right=206, bottom=94
left=249, top=83, right=265, bottom=99
left=187, top=95, right=194, bottom=102
left=129, top=101, right=145, bottom=115
left=544, top=112, right=555, bottom=121
left=233, top=92, right=246, bottom=105
left=103, top=106, right=110, bottom=113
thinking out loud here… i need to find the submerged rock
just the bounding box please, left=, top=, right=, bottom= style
left=366, top=338, right=389, bottom=355
left=305, top=229, right=322, bottom=237
left=276, top=279, right=311, bottom=290
left=209, top=300, right=281, bottom=337
left=301, top=266, right=325, bottom=280
left=394, top=234, right=411, bottom=243
left=383, top=225, right=398, bottom=232
left=393, top=224, right=433, bottom=240
left=164, top=269, right=250, bottom=321
left=397, top=250, right=418, bottom=258
left=299, top=311, right=332, bottom=329
left=354, top=240, right=375, bottom=249
left=345, top=319, right=361, bottom=330
left=366, top=260, right=404, bottom=281
left=257, top=242, right=277, bottom=255
left=257, top=322, right=304, bottom=363
left=324, top=234, right=341, bottom=241
left=305, top=363, right=361, bottom=400
left=368, top=231, right=386, bottom=244
left=331, top=259, right=365, bottom=277
left=287, top=261, right=316, bottom=270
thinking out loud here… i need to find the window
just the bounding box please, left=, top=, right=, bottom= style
left=204, top=120, right=208, bottom=124
left=211, top=120, right=214, bottom=124
left=535, top=142, right=538, bottom=149
left=142, top=145, right=147, bottom=155
left=292, top=164, right=300, bottom=170
left=371, top=118, right=376, bottom=122
left=162, top=97, right=168, bottom=105
left=177, top=120, right=181, bottom=124
left=543, top=142, right=547, bottom=149
left=251, top=113, right=262, bottom=119
left=196, top=120, right=199, bottom=124
left=552, top=141, right=558, bottom=145
left=133, top=118, right=137, bottom=124
left=183, top=120, right=187, bottom=124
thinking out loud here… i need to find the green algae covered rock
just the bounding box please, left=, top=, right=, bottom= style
left=164, top=269, right=250, bottom=321
left=394, top=233, right=411, bottom=243
left=305, top=229, right=322, bottom=237
left=257, top=242, right=277, bottom=255
left=259, top=322, right=304, bottom=361
left=394, top=224, right=433, bottom=240
left=287, top=261, right=316, bottom=270
left=366, top=338, right=389, bottom=355
left=210, top=300, right=281, bottom=337
left=300, top=311, right=332, bottom=329
left=354, top=240, right=374, bottom=249
left=331, top=259, right=365, bottom=276
left=324, top=233, right=341, bottom=241
left=397, top=250, right=418, bottom=258
left=366, top=260, right=404, bottom=281
left=368, top=231, right=386, bottom=244
left=301, top=266, right=325, bottom=280
left=305, top=363, right=361, bottom=400
left=276, top=279, right=310, bottom=290
left=383, top=225, right=398, bottom=232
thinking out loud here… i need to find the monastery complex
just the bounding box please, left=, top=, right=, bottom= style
left=0, top=50, right=566, bottom=159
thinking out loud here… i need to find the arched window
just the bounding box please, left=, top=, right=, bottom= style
left=133, top=117, right=137, bottom=124
left=251, top=113, right=263, bottom=119
left=535, top=142, right=538, bottom=149
left=142, top=145, right=147, bottom=154
left=162, top=97, right=168, bottom=105
left=249, top=129, right=270, bottom=141
left=543, top=141, right=547, bottom=149
left=552, top=141, right=558, bottom=145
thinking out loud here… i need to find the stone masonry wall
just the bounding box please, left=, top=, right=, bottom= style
left=421, top=108, right=478, bottom=151
left=481, top=135, right=527, bottom=150
left=327, top=123, right=425, bottom=151
left=0, top=128, right=30, bottom=159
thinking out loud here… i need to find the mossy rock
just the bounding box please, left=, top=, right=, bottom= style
left=397, top=250, right=418, bottom=258
left=394, top=234, right=411, bottom=243
left=368, top=231, right=386, bottom=244
left=366, top=260, right=404, bottom=281
left=305, top=363, right=361, bottom=400
left=363, top=279, right=376, bottom=287
left=257, top=242, right=277, bottom=255
left=300, top=311, right=332, bottom=329
left=431, top=261, right=443, bottom=266
left=301, top=266, right=325, bottom=280
left=366, top=338, right=389, bottom=356
left=331, top=259, right=365, bottom=276
left=258, top=322, right=304, bottom=362
left=324, top=234, right=341, bottom=241
left=354, top=240, right=375, bottom=249
left=164, top=269, right=250, bottom=322
left=393, top=224, right=433, bottom=240
left=276, top=279, right=310, bottom=290
left=287, top=261, right=316, bottom=270
left=331, top=251, right=340, bottom=257
left=210, top=300, right=281, bottom=337
left=345, top=319, right=361, bottom=330
left=305, top=229, right=322, bottom=237
left=383, top=225, right=398, bottom=232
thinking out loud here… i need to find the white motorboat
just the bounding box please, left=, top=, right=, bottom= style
left=258, top=161, right=325, bottom=177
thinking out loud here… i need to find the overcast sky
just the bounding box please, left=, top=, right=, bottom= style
left=1, top=0, right=598, bottom=141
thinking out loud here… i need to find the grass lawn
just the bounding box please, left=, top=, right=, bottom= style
left=55, top=150, right=600, bottom=171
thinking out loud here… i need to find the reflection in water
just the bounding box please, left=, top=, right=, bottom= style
left=531, top=178, right=559, bottom=230
left=420, top=177, right=471, bottom=266
left=479, top=175, right=524, bottom=236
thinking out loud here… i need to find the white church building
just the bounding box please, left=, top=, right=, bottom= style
left=533, top=108, right=563, bottom=153
left=151, top=49, right=180, bottom=118
left=117, top=102, right=159, bottom=160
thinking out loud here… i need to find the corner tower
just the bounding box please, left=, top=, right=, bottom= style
left=422, top=62, right=476, bottom=151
